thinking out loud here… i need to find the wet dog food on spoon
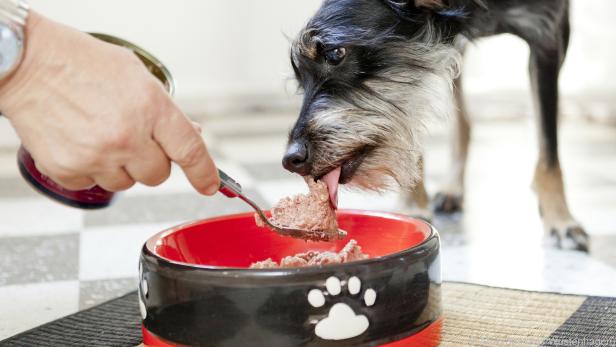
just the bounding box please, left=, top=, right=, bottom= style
left=254, top=178, right=345, bottom=241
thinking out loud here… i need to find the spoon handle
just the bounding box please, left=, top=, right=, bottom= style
left=217, top=169, right=269, bottom=226
left=218, top=169, right=242, bottom=198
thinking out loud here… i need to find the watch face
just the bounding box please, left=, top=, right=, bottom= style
left=0, top=24, right=23, bottom=75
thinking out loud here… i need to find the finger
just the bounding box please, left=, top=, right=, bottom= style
left=34, top=161, right=97, bottom=190
left=34, top=161, right=49, bottom=177
left=49, top=175, right=97, bottom=191
left=124, top=141, right=171, bottom=187
left=27, top=152, right=96, bottom=191
left=153, top=106, right=219, bottom=195
left=192, top=121, right=202, bottom=134
left=92, top=168, right=135, bottom=192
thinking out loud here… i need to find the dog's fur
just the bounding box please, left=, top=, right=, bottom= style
left=284, top=0, right=588, bottom=251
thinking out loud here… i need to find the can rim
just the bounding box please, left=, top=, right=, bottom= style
left=89, top=32, right=175, bottom=96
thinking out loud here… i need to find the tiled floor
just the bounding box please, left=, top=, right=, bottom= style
left=1, top=113, right=616, bottom=340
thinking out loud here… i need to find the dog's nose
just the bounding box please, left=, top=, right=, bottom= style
left=282, top=141, right=311, bottom=175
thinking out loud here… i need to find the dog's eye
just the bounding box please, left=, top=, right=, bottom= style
left=324, top=47, right=346, bottom=66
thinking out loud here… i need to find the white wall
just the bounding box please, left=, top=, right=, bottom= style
left=465, top=0, right=616, bottom=95
left=30, top=0, right=323, bottom=112
left=31, top=0, right=616, bottom=120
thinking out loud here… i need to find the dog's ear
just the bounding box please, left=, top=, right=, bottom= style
left=387, top=0, right=447, bottom=11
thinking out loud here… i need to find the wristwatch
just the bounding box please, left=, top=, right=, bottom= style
left=0, top=0, right=29, bottom=81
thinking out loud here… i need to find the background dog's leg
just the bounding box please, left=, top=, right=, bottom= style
left=529, top=16, right=589, bottom=251
left=434, top=45, right=470, bottom=214
left=412, top=155, right=432, bottom=220
left=400, top=154, right=432, bottom=221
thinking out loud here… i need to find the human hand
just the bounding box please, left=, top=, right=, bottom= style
left=0, top=11, right=219, bottom=195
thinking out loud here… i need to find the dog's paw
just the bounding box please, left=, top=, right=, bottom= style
left=433, top=192, right=464, bottom=214
left=308, top=276, right=376, bottom=341
left=544, top=222, right=590, bottom=252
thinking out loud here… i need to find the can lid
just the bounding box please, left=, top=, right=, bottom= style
left=89, top=33, right=175, bottom=96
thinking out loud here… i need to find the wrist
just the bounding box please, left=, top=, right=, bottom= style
left=0, top=0, right=30, bottom=81
left=0, top=10, right=42, bottom=117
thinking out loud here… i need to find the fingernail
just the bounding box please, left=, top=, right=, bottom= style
left=203, top=182, right=220, bottom=196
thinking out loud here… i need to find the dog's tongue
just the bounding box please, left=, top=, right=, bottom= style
left=322, top=167, right=341, bottom=209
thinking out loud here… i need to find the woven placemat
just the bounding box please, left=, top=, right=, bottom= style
left=2, top=282, right=615, bottom=347
left=441, top=283, right=616, bottom=346
left=0, top=293, right=142, bottom=347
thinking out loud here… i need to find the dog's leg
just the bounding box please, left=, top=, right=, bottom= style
left=529, top=17, right=589, bottom=251
left=412, top=155, right=432, bottom=220
left=434, top=44, right=470, bottom=214
left=400, top=154, right=432, bottom=221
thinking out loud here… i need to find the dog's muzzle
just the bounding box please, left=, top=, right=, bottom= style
left=282, top=141, right=312, bottom=176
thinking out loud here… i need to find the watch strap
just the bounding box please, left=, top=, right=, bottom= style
left=0, top=0, right=29, bottom=27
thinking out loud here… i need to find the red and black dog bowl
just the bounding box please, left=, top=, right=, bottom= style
left=139, top=210, right=442, bottom=347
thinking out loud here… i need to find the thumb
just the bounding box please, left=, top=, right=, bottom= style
left=153, top=106, right=219, bottom=195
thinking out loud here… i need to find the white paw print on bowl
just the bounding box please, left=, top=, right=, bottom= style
left=308, top=276, right=377, bottom=341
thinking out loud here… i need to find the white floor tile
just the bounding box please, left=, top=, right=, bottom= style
left=218, top=136, right=287, bottom=164
left=0, top=198, right=83, bottom=237
left=442, top=245, right=616, bottom=297
left=0, top=152, right=20, bottom=178
left=0, top=119, right=21, bottom=149
left=211, top=160, right=257, bottom=189
left=338, top=189, right=402, bottom=212
left=79, top=222, right=179, bottom=281
left=0, top=280, right=79, bottom=340
left=203, top=113, right=295, bottom=137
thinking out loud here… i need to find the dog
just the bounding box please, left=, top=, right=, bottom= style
left=282, top=0, right=588, bottom=251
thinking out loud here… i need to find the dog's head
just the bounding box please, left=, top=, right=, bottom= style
left=284, top=0, right=470, bottom=198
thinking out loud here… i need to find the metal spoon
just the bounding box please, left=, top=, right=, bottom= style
left=217, top=169, right=346, bottom=242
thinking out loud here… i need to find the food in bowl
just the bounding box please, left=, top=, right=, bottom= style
left=250, top=239, right=368, bottom=268
left=255, top=178, right=345, bottom=241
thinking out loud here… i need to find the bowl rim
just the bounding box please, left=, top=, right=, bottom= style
left=142, top=209, right=438, bottom=275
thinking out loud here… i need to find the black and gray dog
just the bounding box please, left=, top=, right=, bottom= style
left=282, top=0, right=589, bottom=251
